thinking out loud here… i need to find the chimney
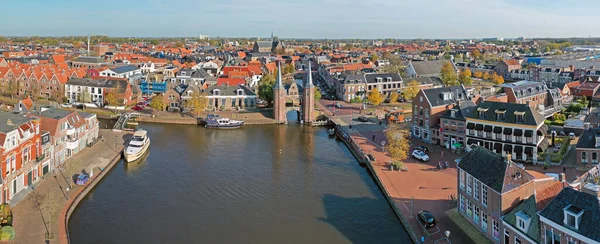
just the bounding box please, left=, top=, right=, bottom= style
left=6, top=119, right=13, bottom=126
left=559, top=173, right=566, bottom=182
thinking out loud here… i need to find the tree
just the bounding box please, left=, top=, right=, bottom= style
left=443, top=45, right=451, bottom=52
left=385, top=123, right=410, bottom=163
left=389, top=92, right=399, bottom=104
left=459, top=68, right=473, bottom=86
left=6, top=80, right=18, bottom=99
left=482, top=71, right=491, bottom=81
left=473, top=71, right=483, bottom=79
left=31, top=190, right=57, bottom=240
left=314, top=88, right=322, bottom=101
left=257, top=73, right=275, bottom=107
left=187, top=92, right=208, bottom=117
left=472, top=49, right=482, bottom=60
left=174, top=41, right=184, bottom=48
left=367, top=87, right=383, bottom=105
left=104, top=92, right=118, bottom=110
left=283, top=63, right=295, bottom=75
left=150, top=40, right=159, bottom=45
left=80, top=89, right=91, bottom=103
left=491, top=72, right=505, bottom=85
left=150, top=94, right=166, bottom=115
left=402, top=80, right=420, bottom=100
left=370, top=54, right=379, bottom=62
left=440, top=62, right=458, bottom=86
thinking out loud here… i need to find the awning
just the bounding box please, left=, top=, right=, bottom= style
left=494, top=143, right=503, bottom=153
left=514, top=129, right=523, bottom=136
left=540, top=124, right=549, bottom=134
left=504, top=128, right=513, bottom=135
left=525, top=147, right=533, bottom=155
left=453, top=143, right=463, bottom=148
left=504, top=144, right=513, bottom=153
left=475, top=124, right=483, bottom=131
left=525, top=130, right=533, bottom=137
left=484, top=125, right=493, bottom=132
left=537, top=130, right=544, bottom=136
left=494, top=126, right=502, bottom=133
left=514, top=145, right=523, bottom=154
left=467, top=123, right=474, bottom=129
left=538, top=139, right=549, bottom=152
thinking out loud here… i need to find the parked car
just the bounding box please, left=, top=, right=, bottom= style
left=412, top=150, right=430, bottom=162
left=559, top=131, right=566, bottom=137
left=335, top=102, right=343, bottom=108
left=76, top=174, right=90, bottom=186
left=61, top=103, right=72, bottom=108
left=569, top=132, right=576, bottom=139
left=358, top=116, right=369, bottom=122
left=132, top=105, right=144, bottom=111
left=415, top=146, right=429, bottom=154
left=417, top=210, right=436, bottom=228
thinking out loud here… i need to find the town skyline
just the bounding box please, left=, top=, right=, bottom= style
left=3, top=0, right=600, bottom=39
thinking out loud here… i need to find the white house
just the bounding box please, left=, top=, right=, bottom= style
left=99, top=65, right=143, bottom=83
left=140, top=62, right=155, bottom=73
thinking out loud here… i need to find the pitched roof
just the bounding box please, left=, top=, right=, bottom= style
left=440, top=100, right=476, bottom=120
left=66, top=78, right=128, bottom=91
left=466, top=101, right=545, bottom=126
left=411, top=60, right=452, bottom=76
left=458, top=146, right=534, bottom=193
left=216, top=77, right=246, bottom=86
left=538, top=187, right=600, bottom=242
left=110, top=65, right=139, bottom=74
left=364, top=73, right=402, bottom=84
left=422, top=85, right=468, bottom=107
left=202, top=85, right=256, bottom=96
left=575, top=128, right=600, bottom=149
left=0, top=111, right=38, bottom=134
left=503, top=59, right=521, bottom=66
left=21, top=97, right=34, bottom=110
left=502, top=195, right=540, bottom=243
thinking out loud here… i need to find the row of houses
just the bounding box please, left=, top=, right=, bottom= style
left=0, top=102, right=98, bottom=204
left=457, top=147, right=600, bottom=244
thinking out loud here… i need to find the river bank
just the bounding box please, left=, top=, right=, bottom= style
left=9, top=130, right=127, bottom=244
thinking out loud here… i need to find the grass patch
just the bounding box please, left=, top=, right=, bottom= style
left=445, top=208, right=493, bottom=244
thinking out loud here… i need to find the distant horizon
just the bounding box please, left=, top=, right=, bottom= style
left=2, top=0, right=600, bottom=38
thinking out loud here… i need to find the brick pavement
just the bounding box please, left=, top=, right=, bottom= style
left=10, top=129, right=127, bottom=244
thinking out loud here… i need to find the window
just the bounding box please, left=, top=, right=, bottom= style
left=473, top=205, right=479, bottom=224
left=515, top=136, right=522, bottom=143
left=459, top=194, right=465, bottom=212
left=466, top=175, right=472, bottom=195
left=467, top=199, right=472, bottom=217
left=516, top=211, right=531, bottom=232
left=593, top=152, right=598, bottom=162
left=492, top=219, right=499, bottom=240
left=505, top=230, right=510, bottom=244
left=473, top=180, right=479, bottom=200
left=516, top=115, right=524, bottom=123
left=479, top=111, right=485, bottom=119
left=482, top=212, right=488, bottom=232
left=482, top=185, right=488, bottom=207
left=582, top=152, right=587, bottom=163
left=506, top=134, right=512, bottom=141
left=5, top=158, right=9, bottom=175
left=527, top=136, right=533, bottom=143
left=515, top=237, right=522, bottom=244
left=460, top=170, right=465, bottom=189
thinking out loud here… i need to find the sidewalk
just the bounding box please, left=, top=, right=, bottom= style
left=10, top=129, right=127, bottom=244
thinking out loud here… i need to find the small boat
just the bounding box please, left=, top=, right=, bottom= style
left=124, top=130, right=151, bottom=162
left=328, top=128, right=335, bottom=137
left=126, top=121, right=139, bottom=126
left=204, top=115, right=244, bottom=129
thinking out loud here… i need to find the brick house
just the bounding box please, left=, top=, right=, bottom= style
left=465, top=101, right=549, bottom=163
left=32, top=109, right=89, bottom=166
left=575, top=128, right=600, bottom=164
left=495, top=59, right=522, bottom=78
left=538, top=187, right=600, bottom=244
left=412, top=85, right=469, bottom=145
left=0, top=111, right=42, bottom=203
left=439, top=100, right=476, bottom=149
left=501, top=80, right=550, bottom=110
left=457, top=148, right=536, bottom=243
left=65, top=78, right=133, bottom=106
left=202, top=85, right=257, bottom=110
left=364, top=73, right=403, bottom=96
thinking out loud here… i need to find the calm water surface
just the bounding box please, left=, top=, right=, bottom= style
left=68, top=120, right=411, bottom=244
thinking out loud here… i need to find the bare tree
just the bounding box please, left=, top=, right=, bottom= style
left=30, top=189, right=57, bottom=239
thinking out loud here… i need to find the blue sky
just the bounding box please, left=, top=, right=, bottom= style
left=2, top=0, right=598, bottom=38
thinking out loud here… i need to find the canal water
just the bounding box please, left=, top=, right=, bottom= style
left=68, top=120, right=411, bottom=243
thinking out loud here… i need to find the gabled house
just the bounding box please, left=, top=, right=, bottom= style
left=99, top=65, right=142, bottom=83
left=406, top=60, right=456, bottom=78
left=32, top=108, right=89, bottom=165
left=202, top=85, right=257, bottom=110
left=65, top=78, right=133, bottom=106
left=495, top=59, right=522, bottom=78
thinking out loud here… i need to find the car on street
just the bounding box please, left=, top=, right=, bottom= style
left=412, top=150, right=429, bottom=162
left=335, top=102, right=343, bottom=108
left=132, top=105, right=144, bottom=111
left=358, top=116, right=369, bottom=122
left=76, top=174, right=90, bottom=186
left=569, top=132, right=576, bottom=139
left=61, top=103, right=72, bottom=108
left=137, top=102, right=146, bottom=107
left=415, top=146, right=429, bottom=154
left=417, top=211, right=436, bottom=228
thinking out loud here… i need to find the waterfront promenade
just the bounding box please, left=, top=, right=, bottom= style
left=10, top=129, right=127, bottom=244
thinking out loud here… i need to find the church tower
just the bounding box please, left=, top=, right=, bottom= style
left=273, top=62, right=287, bottom=124
left=302, top=61, right=315, bottom=123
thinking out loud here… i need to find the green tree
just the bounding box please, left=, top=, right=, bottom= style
left=314, top=88, right=322, bottom=101
left=80, top=89, right=91, bottom=103
left=150, top=40, right=159, bottom=45
left=441, top=62, right=458, bottom=86
left=370, top=54, right=379, bottom=62
left=385, top=123, right=410, bottom=163
left=6, top=80, right=18, bottom=99
left=104, top=92, right=118, bottom=112
left=257, top=73, right=275, bottom=107
left=443, top=46, right=451, bottom=52
left=284, top=63, right=295, bottom=75
left=389, top=92, right=399, bottom=104
left=187, top=92, right=209, bottom=117
left=459, top=68, right=472, bottom=86
left=472, top=49, right=482, bottom=60
left=402, top=80, right=420, bottom=100
left=150, top=94, right=166, bottom=115
left=367, top=87, right=383, bottom=105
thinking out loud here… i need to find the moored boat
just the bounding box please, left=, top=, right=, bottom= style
left=124, top=130, right=151, bottom=162
left=204, top=114, right=244, bottom=129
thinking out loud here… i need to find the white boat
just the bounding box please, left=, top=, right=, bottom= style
left=124, top=130, right=150, bottom=162
left=204, top=115, right=244, bottom=129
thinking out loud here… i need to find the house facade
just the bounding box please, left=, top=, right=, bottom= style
left=412, top=85, right=469, bottom=144
left=202, top=85, right=257, bottom=110
left=34, top=109, right=90, bottom=166
left=0, top=112, right=42, bottom=203
left=364, top=73, right=403, bottom=96
left=465, top=101, right=548, bottom=163
left=575, top=128, right=600, bottom=164
left=495, top=59, right=522, bottom=78
left=99, top=65, right=143, bottom=83
left=439, top=100, right=476, bottom=149
left=65, top=78, right=133, bottom=106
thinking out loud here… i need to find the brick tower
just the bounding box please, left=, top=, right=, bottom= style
left=273, top=62, right=287, bottom=124
left=302, top=61, right=315, bottom=123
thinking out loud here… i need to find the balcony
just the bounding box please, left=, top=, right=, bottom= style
left=66, top=127, right=76, bottom=136
left=36, top=154, right=46, bottom=163
left=66, top=139, right=79, bottom=150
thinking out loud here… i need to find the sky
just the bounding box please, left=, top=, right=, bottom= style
left=2, top=0, right=599, bottom=39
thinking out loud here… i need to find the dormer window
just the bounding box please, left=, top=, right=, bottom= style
left=563, top=205, right=584, bottom=230
left=386, top=77, right=392, bottom=82
left=516, top=211, right=531, bottom=232
left=376, top=77, right=382, bottom=83
left=477, top=107, right=488, bottom=119
left=236, top=89, right=244, bottom=96
left=213, top=89, right=220, bottom=96
left=514, top=111, right=525, bottom=123
left=495, top=109, right=506, bottom=121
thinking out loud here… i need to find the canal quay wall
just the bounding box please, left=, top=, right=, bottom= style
left=58, top=135, right=128, bottom=244
left=334, top=126, right=419, bottom=244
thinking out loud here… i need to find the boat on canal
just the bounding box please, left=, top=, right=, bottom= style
left=203, top=114, right=244, bottom=129
left=124, top=130, right=151, bottom=162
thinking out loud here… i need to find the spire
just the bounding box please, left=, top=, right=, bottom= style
left=306, top=61, right=314, bottom=88
left=273, top=61, right=284, bottom=90
left=271, top=30, right=274, bottom=41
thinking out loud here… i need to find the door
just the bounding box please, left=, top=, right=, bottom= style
left=16, top=174, right=24, bottom=193
left=43, top=164, right=49, bottom=175
left=27, top=171, right=32, bottom=187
